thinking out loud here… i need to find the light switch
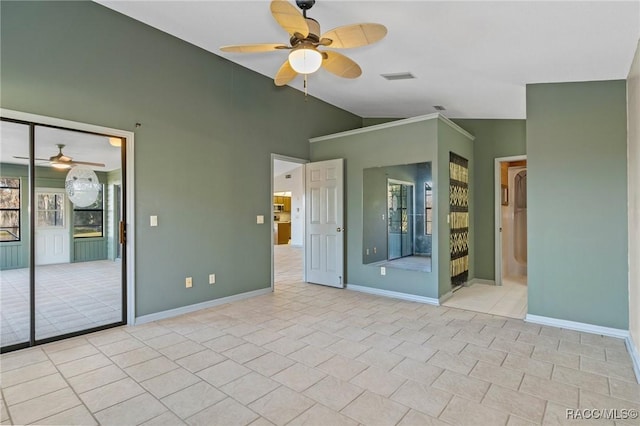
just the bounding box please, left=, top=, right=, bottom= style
left=150, top=215, right=158, bottom=227
left=257, top=215, right=264, bottom=224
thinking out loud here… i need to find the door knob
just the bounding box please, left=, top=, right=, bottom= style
left=337, top=227, right=343, bottom=232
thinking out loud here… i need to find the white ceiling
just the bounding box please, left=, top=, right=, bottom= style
left=0, top=121, right=122, bottom=171
left=96, top=0, right=640, bottom=119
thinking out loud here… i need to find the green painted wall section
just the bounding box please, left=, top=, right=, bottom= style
left=453, top=120, right=527, bottom=280
left=311, top=117, right=472, bottom=299
left=527, top=81, right=629, bottom=329
left=0, top=1, right=361, bottom=316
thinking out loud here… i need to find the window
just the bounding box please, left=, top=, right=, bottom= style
left=425, top=183, right=433, bottom=235
left=0, top=178, right=20, bottom=242
left=37, top=192, right=65, bottom=228
left=73, top=186, right=103, bottom=238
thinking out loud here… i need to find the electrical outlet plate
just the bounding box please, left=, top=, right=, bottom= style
left=380, top=267, right=386, bottom=276
left=185, top=277, right=193, bottom=288
left=209, top=274, right=216, bottom=284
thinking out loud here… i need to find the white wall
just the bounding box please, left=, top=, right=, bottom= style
left=274, top=165, right=304, bottom=246
left=628, top=39, right=640, bottom=379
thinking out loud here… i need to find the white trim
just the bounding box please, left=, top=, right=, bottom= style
left=625, top=335, right=640, bottom=383
left=309, top=113, right=475, bottom=143
left=468, top=278, right=496, bottom=286
left=525, top=314, right=630, bottom=339
left=271, top=154, right=308, bottom=291
left=494, top=155, right=527, bottom=287
left=0, top=108, right=136, bottom=325
left=347, top=284, right=440, bottom=305
left=135, top=288, right=272, bottom=325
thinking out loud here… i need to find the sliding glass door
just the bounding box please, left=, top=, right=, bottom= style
left=0, top=118, right=127, bottom=351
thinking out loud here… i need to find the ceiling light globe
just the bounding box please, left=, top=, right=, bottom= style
left=288, top=47, right=322, bottom=74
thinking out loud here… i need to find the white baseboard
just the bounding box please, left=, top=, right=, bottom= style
left=525, top=314, right=630, bottom=339
left=135, top=288, right=272, bottom=325
left=468, top=278, right=496, bottom=286
left=346, top=284, right=440, bottom=305
left=626, top=334, right=640, bottom=383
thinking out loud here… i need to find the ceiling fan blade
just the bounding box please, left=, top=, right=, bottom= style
left=321, top=51, right=362, bottom=79
left=320, top=23, right=387, bottom=49
left=270, top=0, right=309, bottom=38
left=274, top=60, right=298, bottom=86
left=13, top=156, right=50, bottom=161
left=220, top=43, right=289, bottom=53
left=69, top=160, right=106, bottom=168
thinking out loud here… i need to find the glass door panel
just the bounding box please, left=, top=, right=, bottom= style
left=0, top=120, right=31, bottom=349
left=34, top=125, right=124, bottom=341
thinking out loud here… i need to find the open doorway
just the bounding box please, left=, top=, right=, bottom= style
left=443, top=155, right=527, bottom=319
left=271, top=155, right=306, bottom=292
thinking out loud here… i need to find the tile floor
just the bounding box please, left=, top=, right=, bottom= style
left=0, top=261, right=122, bottom=347
left=443, top=276, right=528, bottom=319
left=1, top=246, right=639, bottom=425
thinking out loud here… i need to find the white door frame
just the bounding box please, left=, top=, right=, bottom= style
left=1, top=108, right=136, bottom=325
left=270, top=154, right=308, bottom=291
left=494, top=155, right=526, bottom=286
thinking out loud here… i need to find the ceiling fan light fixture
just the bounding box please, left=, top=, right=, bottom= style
left=288, top=47, right=322, bottom=74
left=51, top=162, right=71, bottom=170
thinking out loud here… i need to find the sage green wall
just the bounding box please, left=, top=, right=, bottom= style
left=452, top=120, right=527, bottom=280
left=311, top=120, right=440, bottom=298
left=0, top=1, right=361, bottom=316
left=310, top=118, right=472, bottom=299
left=527, top=81, right=629, bottom=329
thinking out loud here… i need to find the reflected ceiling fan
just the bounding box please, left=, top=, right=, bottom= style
left=13, top=144, right=105, bottom=169
left=220, top=0, right=387, bottom=87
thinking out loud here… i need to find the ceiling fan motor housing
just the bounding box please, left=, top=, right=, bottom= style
left=295, top=0, right=315, bottom=11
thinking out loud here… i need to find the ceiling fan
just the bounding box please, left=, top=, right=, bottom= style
left=13, top=144, right=105, bottom=169
left=220, top=0, right=387, bottom=86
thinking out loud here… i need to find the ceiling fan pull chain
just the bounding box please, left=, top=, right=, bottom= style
left=304, top=74, right=308, bottom=98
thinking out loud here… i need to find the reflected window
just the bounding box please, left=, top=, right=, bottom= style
left=74, top=185, right=104, bottom=238
left=0, top=177, right=20, bottom=241
left=37, top=191, right=65, bottom=228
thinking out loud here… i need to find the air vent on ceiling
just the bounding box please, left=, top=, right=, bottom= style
left=381, top=72, right=415, bottom=81
left=433, top=105, right=446, bottom=111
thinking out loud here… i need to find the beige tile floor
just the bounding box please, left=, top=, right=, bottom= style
left=1, top=246, right=639, bottom=425
left=0, top=261, right=122, bottom=347
left=443, top=276, right=528, bottom=319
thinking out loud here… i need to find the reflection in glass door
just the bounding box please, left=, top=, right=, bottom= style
left=0, top=121, right=31, bottom=349
left=34, top=125, right=124, bottom=342
left=0, top=117, right=126, bottom=351
left=387, top=180, right=414, bottom=260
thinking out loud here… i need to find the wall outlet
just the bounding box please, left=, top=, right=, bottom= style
left=380, top=267, right=386, bottom=276
left=373, top=247, right=377, bottom=254
left=185, top=277, right=193, bottom=288
left=257, top=215, right=264, bottom=224
left=366, top=248, right=370, bottom=255
left=150, top=215, right=158, bottom=227
left=209, top=274, right=216, bottom=284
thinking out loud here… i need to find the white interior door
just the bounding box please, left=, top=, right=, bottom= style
left=305, top=159, right=344, bottom=288
left=35, top=188, right=70, bottom=265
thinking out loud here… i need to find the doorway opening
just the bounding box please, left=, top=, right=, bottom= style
left=271, top=155, right=306, bottom=292
left=443, top=155, right=527, bottom=319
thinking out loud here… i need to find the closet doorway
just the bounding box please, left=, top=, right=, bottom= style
left=0, top=115, right=132, bottom=353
